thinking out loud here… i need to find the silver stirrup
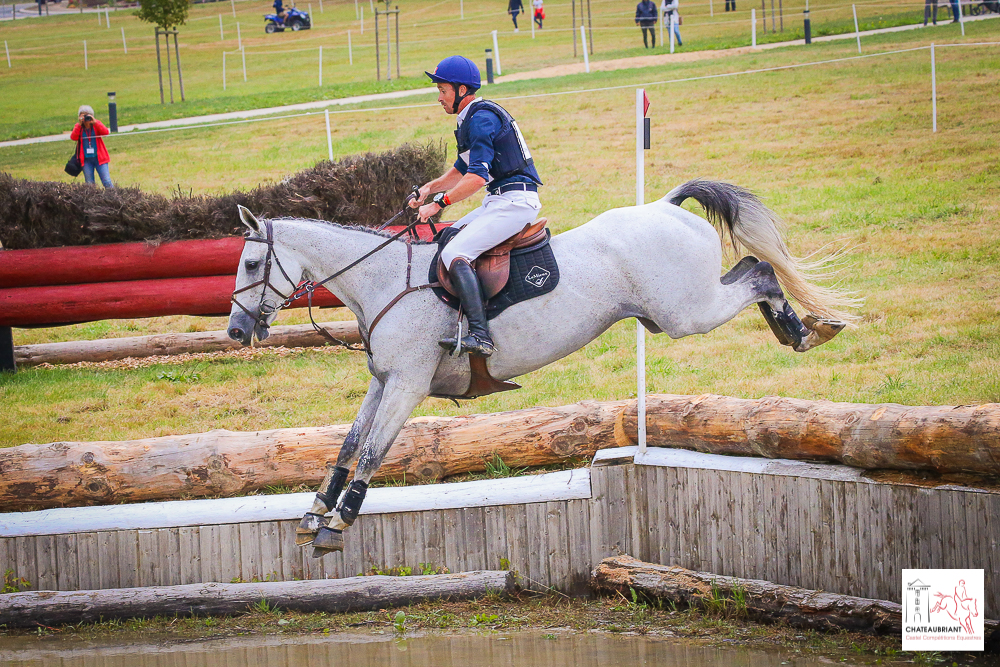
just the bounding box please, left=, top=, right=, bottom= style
left=450, top=319, right=464, bottom=357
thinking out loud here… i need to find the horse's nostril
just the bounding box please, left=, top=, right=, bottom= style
left=229, top=327, right=244, bottom=341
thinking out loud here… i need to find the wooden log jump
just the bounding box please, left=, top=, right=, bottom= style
left=0, top=570, right=516, bottom=628
left=3, top=395, right=999, bottom=511
left=14, top=320, right=362, bottom=367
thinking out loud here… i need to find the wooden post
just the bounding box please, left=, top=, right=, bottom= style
left=0, top=327, right=15, bottom=373
left=173, top=31, right=185, bottom=102
left=155, top=30, right=165, bottom=104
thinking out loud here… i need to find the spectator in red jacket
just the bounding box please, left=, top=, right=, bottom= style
left=70, top=104, right=114, bottom=188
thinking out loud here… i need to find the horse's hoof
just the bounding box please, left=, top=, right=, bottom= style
left=295, top=513, right=329, bottom=546
left=311, top=526, right=344, bottom=555
left=795, top=316, right=846, bottom=352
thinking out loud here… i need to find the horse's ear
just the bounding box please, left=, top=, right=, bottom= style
left=238, top=205, right=262, bottom=234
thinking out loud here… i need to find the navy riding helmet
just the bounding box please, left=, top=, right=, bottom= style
left=425, top=55, right=481, bottom=113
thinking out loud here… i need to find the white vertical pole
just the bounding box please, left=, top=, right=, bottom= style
left=325, top=109, right=334, bottom=160
left=84, top=40, right=88, bottom=69
left=659, top=8, right=664, bottom=48
left=5, top=41, right=10, bottom=69
left=231, top=0, right=236, bottom=18
left=237, top=22, right=242, bottom=50
left=361, top=7, right=364, bottom=34
left=348, top=30, right=353, bottom=64
left=635, top=88, right=647, bottom=456
left=242, top=46, right=247, bottom=82
left=531, top=9, right=535, bottom=37
left=98, top=8, right=102, bottom=25
left=710, top=0, right=713, bottom=17
left=369, top=0, right=374, bottom=12
left=491, top=30, right=501, bottom=75
left=669, top=14, right=675, bottom=52
left=223, top=51, right=227, bottom=90
left=461, top=0, right=464, bottom=18
left=121, top=26, right=127, bottom=53
left=931, top=42, right=937, bottom=133
left=106, top=8, right=110, bottom=28
left=852, top=4, right=861, bottom=53
left=319, top=0, right=323, bottom=13
left=751, top=8, right=756, bottom=46
left=354, top=0, right=358, bottom=18
left=219, top=14, right=224, bottom=40
left=318, top=45, right=322, bottom=86
left=958, top=1, right=964, bottom=35
left=308, top=3, right=312, bottom=21
left=580, top=26, right=589, bottom=71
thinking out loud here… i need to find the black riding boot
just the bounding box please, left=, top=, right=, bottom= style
left=439, top=259, right=496, bottom=357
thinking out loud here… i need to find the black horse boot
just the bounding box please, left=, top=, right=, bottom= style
left=439, top=258, right=496, bottom=357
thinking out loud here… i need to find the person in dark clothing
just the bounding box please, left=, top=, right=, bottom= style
left=273, top=0, right=288, bottom=20
left=635, top=0, right=658, bottom=48
left=725, top=0, right=735, bottom=10
left=923, top=0, right=939, bottom=24
left=508, top=0, right=524, bottom=31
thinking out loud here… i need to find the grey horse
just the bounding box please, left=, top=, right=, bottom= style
left=227, top=179, right=855, bottom=556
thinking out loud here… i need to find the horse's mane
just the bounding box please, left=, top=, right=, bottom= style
left=269, top=216, right=437, bottom=246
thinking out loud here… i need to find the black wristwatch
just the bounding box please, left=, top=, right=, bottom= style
left=431, top=191, right=450, bottom=209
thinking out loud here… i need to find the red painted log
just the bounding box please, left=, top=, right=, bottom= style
left=0, top=238, right=244, bottom=289
left=0, top=224, right=443, bottom=290
left=0, top=276, right=342, bottom=327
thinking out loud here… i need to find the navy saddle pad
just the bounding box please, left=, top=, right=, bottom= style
left=429, top=227, right=560, bottom=320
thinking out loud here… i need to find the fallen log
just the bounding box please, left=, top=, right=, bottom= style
left=593, top=556, right=906, bottom=634
left=0, top=400, right=626, bottom=510
left=0, top=570, right=515, bottom=628
left=617, top=394, right=1000, bottom=475
left=15, top=320, right=362, bottom=367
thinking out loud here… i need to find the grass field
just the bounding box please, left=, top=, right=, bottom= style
left=1, top=20, right=999, bottom=449
left=0, top=0, right=957, bottom=139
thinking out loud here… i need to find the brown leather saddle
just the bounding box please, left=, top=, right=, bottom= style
left=436, top=217, right=549, bottom=298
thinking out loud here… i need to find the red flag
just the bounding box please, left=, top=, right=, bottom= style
left=643, top=90, right=650, bottom=117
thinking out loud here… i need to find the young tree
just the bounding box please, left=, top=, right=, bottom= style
left=135, top=0, right=191, bottom=30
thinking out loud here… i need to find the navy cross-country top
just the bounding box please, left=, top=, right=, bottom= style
left=454, top=100, right=542, bottom=192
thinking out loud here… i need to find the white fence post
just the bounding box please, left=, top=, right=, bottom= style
left=958, top=0, right=964, bottom=35
left=237, top=22, right=242, bottom=50
left=223, top=52, right=227, bottom=90
left=84, top=40, right=88, bottom=69
left=492, top=30, right=501, bottom=75
left=752, top=8, right=756, bottom=47
left=106, top=7, right=110, bottom=28
left=5, top=41, right=10, bottom=69
left=710, top=0, right=713, bottom=16
left=325, top=109, right=334, bottom=161
left=348, top=30, right=353, bottom=64
left=98, top=7, right=102, bottom=25
left=669, top=14, right=675, bottom=53
left=531, top=9, right=535, bottom=37
left=354, top=0, right=358, bottom=19
left=219, top=14, right=224, bottom=41
left=231, top=0, right=236, bottom=18
left=635, top=88, right=647, bottom=456
left=931, top=42, right=937, bottom=133
left=242, top=47, right=247, bottom=82
left=852, top=4, right=861, bottom=53
left=319, top=46, right=323, bottom=86
left=461, top=0, right=464, bottom=18
left=309, top=3, right=313, bottom=22
left=361, top=7, right=364, bottom=34
left=121, top=27, right=127, bottom=53
left=319, top=0, right=323, bottom=13
left=580, top=25, right=589, bottom=71
left=659, top=8, right=664, bottom=48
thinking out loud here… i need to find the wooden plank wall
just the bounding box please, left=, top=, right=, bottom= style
left=2, top=462, right=997, bottom=609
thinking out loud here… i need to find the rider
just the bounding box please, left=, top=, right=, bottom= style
left=273, top=0, right=288, bottom=21
left=411, top=55, right=543, bottom=357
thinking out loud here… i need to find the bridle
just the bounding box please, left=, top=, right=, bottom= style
left=230, top=198, right=430, bottom=352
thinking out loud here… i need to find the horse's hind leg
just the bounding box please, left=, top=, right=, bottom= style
left=296, top=376, right=384, bottom=547
left=751, top=262, right=845, bottom=352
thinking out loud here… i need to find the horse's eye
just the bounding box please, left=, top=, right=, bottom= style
left=245, top=260, right=261, bottom=271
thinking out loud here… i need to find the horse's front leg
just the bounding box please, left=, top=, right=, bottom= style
left=312, top=375, right=427, bottom=557
left=295, top=376, right=384, bottom=547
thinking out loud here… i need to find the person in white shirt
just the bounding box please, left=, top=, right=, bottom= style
left=661, top=0, right=682, bottom=46
left=532, top=0, right=544, bottom=28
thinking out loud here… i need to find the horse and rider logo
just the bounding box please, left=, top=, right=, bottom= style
left=902, top=569, right=984, bottom=651
left=524, top=265, right=550, bottom=288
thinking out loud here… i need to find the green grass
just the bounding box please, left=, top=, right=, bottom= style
left=1, top=22, right=999, bottom=448
left=0, top=0, right=955, bottom=140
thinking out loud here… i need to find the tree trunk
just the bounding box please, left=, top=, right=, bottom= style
left=0, top=570, right=516, bottom=628
left=15, top=320, right=361, bottom=367
left=616, top=394, right=1000, bottom=475
left=0, top=400, right=627, bottom=510
left=592, top=556, right=906, bottom=633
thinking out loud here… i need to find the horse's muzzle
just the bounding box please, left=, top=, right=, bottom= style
left=228, top=326, right=252, bottom=346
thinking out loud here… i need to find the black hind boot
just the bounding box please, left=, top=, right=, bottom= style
left=439, top=258, right=496, bottom=357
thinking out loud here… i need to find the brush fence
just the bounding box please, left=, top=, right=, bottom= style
left=1, top=447, right=997, bottom=607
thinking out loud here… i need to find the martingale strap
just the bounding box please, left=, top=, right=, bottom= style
left=365, top=240, right=440, bottom=352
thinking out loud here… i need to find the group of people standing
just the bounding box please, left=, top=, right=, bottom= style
left=635, top=0, right=682, bottom=48
left=507, top=0, right=544, bottom=31
left=924, top=0, right=962, bottom=25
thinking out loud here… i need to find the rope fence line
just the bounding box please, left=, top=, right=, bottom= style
left=67, top=40, right=996, bottom=143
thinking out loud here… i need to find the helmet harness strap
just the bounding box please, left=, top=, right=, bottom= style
left=451, top=83, right=474, bottom=114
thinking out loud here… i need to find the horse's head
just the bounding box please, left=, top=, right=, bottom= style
left=228, top=206, right=304, bottom=346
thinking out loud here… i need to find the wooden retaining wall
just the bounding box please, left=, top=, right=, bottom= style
left=2, top=448, right=997, bottom=609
